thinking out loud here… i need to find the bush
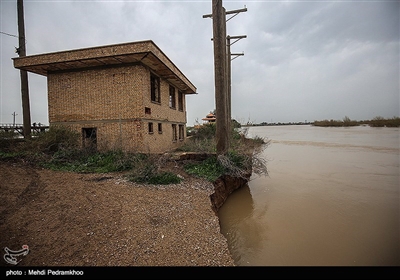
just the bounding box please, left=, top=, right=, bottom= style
left=126, top=154, right=182, bottom=184
left=0, top=130, right=21, bottom=153
left=342, top=116, right=358, bottom=127
left=184, top=156, right=225, bottom=182
left=180, top=122, right=269, bottom=181
left=29, top=125, right=80, bottom=154
left=386, top=117, right=400, bottom=127
left=193, top=123, right=216, bottom=140
left=367, top=116, right=400, bottom=127
left=127, top=156, right=157, bottom=183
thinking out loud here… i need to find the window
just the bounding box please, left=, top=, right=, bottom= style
left=158, top=123, right=162, bottom=134
left=178, top=91, right=184, bottom=111
left=179, top=125, right=184, bottom=141
left=148, top=122, right=154, bottom=134
left=169, top=85, right=176, bottom=109
left=172, top=124, right=177, bottom=142
left=145, top=107, right=151, bottom=115
left=150, top=74, right=160, bottom=103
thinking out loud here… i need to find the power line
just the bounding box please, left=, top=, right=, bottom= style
left=1, top=31, right=28, bottom=52
left=0, top=31, right=19, bottom=38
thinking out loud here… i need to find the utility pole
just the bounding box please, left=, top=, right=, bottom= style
left=227, top=35, right=246, bottom=134
left=203, top=2, right=247, bottom=154
left=12, top=112, right=18, bottom=127
left=210, top=0, right=228, bottom=155
left=17, top=0, right=31, bottom=139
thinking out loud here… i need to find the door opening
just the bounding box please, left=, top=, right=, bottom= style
left=82, top=127, right=97, bottom=150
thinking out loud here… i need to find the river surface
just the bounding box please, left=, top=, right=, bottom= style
left=218, top=125, right=399, bottom=266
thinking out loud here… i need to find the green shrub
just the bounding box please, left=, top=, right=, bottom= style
left=127, top=157, right=157, bottom=183
left=184, top=156, right=225, bottom=182
left=180, top=122, right=269, bottom=181
left=183, top=150, right=262, bottom=182
left=192, top=123, right=216, bottom=140
left=226, top=150, right=247, bottom=169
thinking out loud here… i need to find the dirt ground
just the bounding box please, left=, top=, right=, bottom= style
left=0, top=159, right=235, bottom=267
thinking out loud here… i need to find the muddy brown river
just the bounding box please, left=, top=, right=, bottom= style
left=219, top=125, right=399, bottom=266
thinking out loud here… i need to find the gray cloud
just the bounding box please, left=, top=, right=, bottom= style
left=1, top=0, right=398, bottom=126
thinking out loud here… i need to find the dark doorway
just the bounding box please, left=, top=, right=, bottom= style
left=82, top=128, right=97, bottom=150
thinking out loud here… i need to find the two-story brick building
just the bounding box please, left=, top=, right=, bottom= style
left=13, top=40, right=197, bottom=153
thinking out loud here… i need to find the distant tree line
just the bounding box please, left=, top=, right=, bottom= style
left=241, top=116, right=400, bottom=127
left=313, top=116, right=400, bottom=127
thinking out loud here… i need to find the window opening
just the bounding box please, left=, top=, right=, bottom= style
left=169, top=85, right=176, bottom=109
left=178, top=91, right=184, bottom=111
left=172, top=124, right=177, bottom=142
left=179, top=125, right=184, bottom=141
left=150, top=74, right=160, bottom=103
left=145, top=107, right=151, bottom=115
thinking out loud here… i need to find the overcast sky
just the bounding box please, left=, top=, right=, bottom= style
left=1, top=0, right=399, bottom=126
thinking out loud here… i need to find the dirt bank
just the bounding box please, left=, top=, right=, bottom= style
left=0, top=159, right=234, bottom=266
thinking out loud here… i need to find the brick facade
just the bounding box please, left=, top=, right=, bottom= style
left=13, top=41, right=196, bottom=153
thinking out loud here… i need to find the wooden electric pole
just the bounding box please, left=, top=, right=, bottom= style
left=17, top=0, right=31, bottom=139
left=12, top=112, right=18, bottom=127
left=204, top=2, right=247, bottom=155
left=211, top=0, right=228, bottom=155
left=227, top=35, right=246, bottom=134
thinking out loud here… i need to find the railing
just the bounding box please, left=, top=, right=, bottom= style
left=0, top=123, right=24, bottom=128
left=0, top=123, right=50, bottom=136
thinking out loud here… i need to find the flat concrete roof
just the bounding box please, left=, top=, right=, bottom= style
left=13, top=40, right=197, bottom=94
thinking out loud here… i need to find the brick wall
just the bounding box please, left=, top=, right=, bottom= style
left=48, top=64, right=189, bottom=153
left=48, top=65, right=144, bottom=122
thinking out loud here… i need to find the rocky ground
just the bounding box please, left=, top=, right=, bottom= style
left=0, top=159, right=235, bottom=267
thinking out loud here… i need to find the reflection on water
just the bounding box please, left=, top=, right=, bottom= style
left=218, top=185, right=266, bottom=265
left=218, top=125, right=400, bottom=266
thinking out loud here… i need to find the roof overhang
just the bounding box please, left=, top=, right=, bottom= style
left=12, top=40, right=197, bottom=94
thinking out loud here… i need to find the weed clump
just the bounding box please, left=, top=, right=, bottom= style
left=181, top=125, right=270, bottom=181
left=184, top=156, right=225, bottom=182
left=126, top=154, right=182, bottom=185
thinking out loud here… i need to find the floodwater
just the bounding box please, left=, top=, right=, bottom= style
left=218, top=125, right=399, bottom=266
